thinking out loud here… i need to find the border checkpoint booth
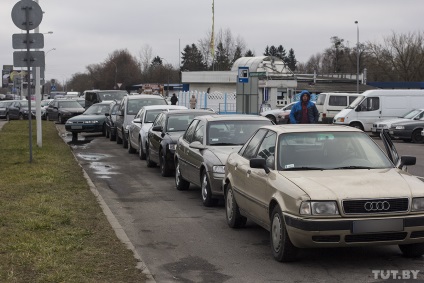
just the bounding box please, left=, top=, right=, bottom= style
left=232, top=56, right=297, bottom=114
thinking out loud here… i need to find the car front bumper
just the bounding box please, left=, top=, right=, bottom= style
left=388, top=129, right=413, bottom=140
left=284, top=213, right=424, bottom=248
left=65, top=123, right=104, bottom=133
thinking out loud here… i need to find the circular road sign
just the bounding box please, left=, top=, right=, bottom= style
left=11, top=0, right=43, bottom=31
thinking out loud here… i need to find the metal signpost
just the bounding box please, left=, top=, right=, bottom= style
left=11, top=0, right=45, bottom=163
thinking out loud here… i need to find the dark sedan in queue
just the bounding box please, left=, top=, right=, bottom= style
left=65, top=101, right=110, bottom=140
left=147, top=109, right=214, bottom=177
left=174, top=114, right=274, bottom=207
left=45, top=99, right=85, bottom=123
left=389, top=117, right=424, bottom=143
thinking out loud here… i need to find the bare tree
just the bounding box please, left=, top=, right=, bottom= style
left=138, top=44, right=153, bottom=74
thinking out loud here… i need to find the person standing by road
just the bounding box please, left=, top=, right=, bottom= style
left=170, top=93, right=178, bottom=105
left=189, top=95, right=197, bottom=109
left=289, top=90, right=319, bottom=124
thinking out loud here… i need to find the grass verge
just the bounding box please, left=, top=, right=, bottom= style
left=0, top=121, right=147, bottom=283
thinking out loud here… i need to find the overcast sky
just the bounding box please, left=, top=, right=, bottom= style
left=1, top=0, right=423, bottom=82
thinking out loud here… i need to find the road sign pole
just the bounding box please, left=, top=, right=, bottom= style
left=25, top=7, right=33, bottom=163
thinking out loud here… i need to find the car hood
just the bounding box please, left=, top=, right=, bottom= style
left=208, top=145, right=243, bottom=164
left=260, top=109, right=283, bottom=116
left=61, top=107, right=85, bottom=113
left=166, top=131, right=185, bottom=143
left=391, top=120, right=424, bottom=127
left=279, top=168, right=423, bottom=200
left=375, top=118, right=409, bottom=126
left=68, top=114, right=106, bottom=121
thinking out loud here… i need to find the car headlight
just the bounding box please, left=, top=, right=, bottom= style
left=212, top=165, right=226, bottom=174
left=168, top=144, right=176, bottom=151
left=335, top=117, right=345, bottom=123
left=412, top=198, right=424, bottom=211
left=84, top=120, right=99, bottom=124
left=300, top=201, right=339, bottom=215
left=23, top=110, right=28, bottom=113
left=395, top=126, right=405, bottom=130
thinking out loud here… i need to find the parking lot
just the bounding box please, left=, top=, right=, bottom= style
left=54, top=124, right=424, bottom=283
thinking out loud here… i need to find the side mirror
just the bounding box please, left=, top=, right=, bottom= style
left=133, top=118, right=141, bottom=123
left=399, top=155, right=416, bottom=168
left=152, top=125, right=163, bottom=132
left=189, top=141, right=206, bottom=150
left=250, top=158, right=270, bottom=174
left=105, top=113, right=110, bottom=117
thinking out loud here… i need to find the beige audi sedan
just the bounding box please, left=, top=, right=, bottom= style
left=223, top=124, right=424, bottom=262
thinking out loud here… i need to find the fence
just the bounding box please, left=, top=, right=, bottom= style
left=177, top=91, right=237, bottom=114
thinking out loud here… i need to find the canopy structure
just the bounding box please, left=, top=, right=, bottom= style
left=232, top=56, right=295, bottom=79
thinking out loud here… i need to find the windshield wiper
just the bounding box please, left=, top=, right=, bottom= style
left=210, top=143, right=238, bottom=146
left=331, top=166, right=373, bottom=170
left=284, top=166, right=326, bottom=171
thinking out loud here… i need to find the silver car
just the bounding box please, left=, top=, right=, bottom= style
left=174, top=114, right=273, bottom=207
left=223, top=124, right=424, bottom=262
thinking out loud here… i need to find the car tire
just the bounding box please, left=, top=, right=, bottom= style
left=6, top=113, right=10, bottom=121
left=201, top=171, right=217, bottom=207
left=225, top=183, right=247, bottom=228
left=412, top=129, right=423, bottom=143
left=160, top=149, right=171, bottom=177
left=102, top=124, right=106, bottom=137
left=116, top=132, right=123, bottom=144
left=19, top=113, right=24, bottom=120
left=138, top=138, right=146, bottom=160
left=122, top=129, right=128, bottom=148
left=128, top=139, right=136, bottom=154
left=270, top=205, right=298, bottom=262
left=72, top=132, right=78, bottom=140
left=350, top=122, right=364, bottom=131
left=175, top=159, right=189, bottom=190
left=110, top=129, right=116, bottom=141
left=105, top=128, right=110, bottom=138
left=46, top=114, right=50, bottom=121
left=145, top=145, right=156, bottom=167
left=399, top=243, right=424, bottom=258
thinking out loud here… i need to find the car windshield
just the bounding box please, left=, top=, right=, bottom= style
left=208, top=120, right=273, bottom=146
left=22, top=101, right=36, bottom=108
left=346, top=95, right=364, bottom=109
left=58, top=101, right=82, bottom=108
left=127, top=99, right=167, bottom=115
left=84, top=104, right=110, bottom=115
left=144, top=109, right=167, bottom=123
left=98, top=91, right=127, bottom=101
left=277, top=131, right=393, bottom=171
left=402, top=109, right=422, bottom=119
left=166, top=114, right=200, bottom=132
left=315, top=94, right=326, bottom=105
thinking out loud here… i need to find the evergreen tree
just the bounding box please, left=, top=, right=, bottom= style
left=180, top=44, right=207, bottom=71
left=232, top=46, right=243, bottom=63
left=277, top=45, right=287, bottom=62
left=244, top=50, right=255, bottom=57
left=287, top=48, right=297, bottom=71
left=214, top=42, right=232, bottom=71
left=263, top=46, right=270, bottom=56
left=151, top=56, right=163, bottom=67
left=268, top=45, right=278, bottom=57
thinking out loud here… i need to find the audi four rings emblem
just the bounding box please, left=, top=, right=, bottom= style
left=364, top=201, right=390, bottom=211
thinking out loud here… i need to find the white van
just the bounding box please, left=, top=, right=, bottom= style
left=315, top=92, right=359, bottom=123
left=333, top=89, right=424, bottom=131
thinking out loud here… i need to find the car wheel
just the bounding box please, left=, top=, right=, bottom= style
left=122, top=129, right=128, bottom=148
left=145, top=145, right=156, bottom=167
left=6, top=113, right=10, bottom=121
left=399, top=243, right=424, bottom=258
left=225, top=183, right=247, bottom=228
left=270, top=205, right=298, bottom=262
left=105, top=128, right=110, bottom=138
left=102, top=124, right=106, bottom=137
left=128, top=139, right=136, bottom=154
left=116, top=132, right=123, bottom=144
left=350, top=122, right=364, bottom=131
left=160, top=149, right=171, bottom=177
left=175, top=159, right=189, bottom=190
left=46, top=114, right=50, bottom=121
left=201, top=171, right=217, bottom=207
left=138, top=138, right=146, bottom=160
left=110, top=129, right=116, bottom=141
left=19, top=113, right=24, bottom=120
left=412, top=129, right=423, bottom=143
left=266, top=115, right=276, bottom=124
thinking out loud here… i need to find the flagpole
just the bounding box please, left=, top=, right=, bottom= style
left=211, top=0, right=215, bottom=71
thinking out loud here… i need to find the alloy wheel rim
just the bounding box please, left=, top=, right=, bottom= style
left=226, top=189, right=233, bottom=220
left=201, top=175, right=208, bottom=201
left=175, top=163, right=180, bottom=186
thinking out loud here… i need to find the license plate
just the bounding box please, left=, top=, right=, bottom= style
left=71, top=126, right=82, bottom=129
left=353, top=219, right=403, bottom=234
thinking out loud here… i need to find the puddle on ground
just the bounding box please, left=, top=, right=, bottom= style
left=75, top=153, right=119, bottom=178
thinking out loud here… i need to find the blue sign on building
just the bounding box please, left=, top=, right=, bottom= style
left=238, top=67, right=249, bottom=83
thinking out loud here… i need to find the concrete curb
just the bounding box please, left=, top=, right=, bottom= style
left=58, top=126, right=156, bottom=282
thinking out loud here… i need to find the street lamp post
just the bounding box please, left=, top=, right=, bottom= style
left=355, top=21, right=359, bottom=94
left=111, top=61, right=117, bottom=89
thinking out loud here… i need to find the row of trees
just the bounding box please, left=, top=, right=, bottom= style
left=63, top=30, right=424, bottom=93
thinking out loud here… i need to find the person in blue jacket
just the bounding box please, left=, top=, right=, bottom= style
left=289, top=90, right=319, bottom=124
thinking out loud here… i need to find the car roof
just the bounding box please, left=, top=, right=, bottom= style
left=141, top=105, right=186, bottom=110
left=259, top=124, right=364, bottom=134
left=164, top=109, right=214, bottom=116
left=127, top=94, right=165, bottom=100
left=195, top=114, right=272, bottom=122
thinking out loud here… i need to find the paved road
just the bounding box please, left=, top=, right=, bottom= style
left=53, top=124, right=424, bottom=283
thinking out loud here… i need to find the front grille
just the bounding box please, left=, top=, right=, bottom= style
left=343, top=198, right=409, bottom=214
left=312, top=235, right=340, bottom=243
left=410, top=231, right=424, bottom=238
left=345, top=232, right=407, bottom=243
